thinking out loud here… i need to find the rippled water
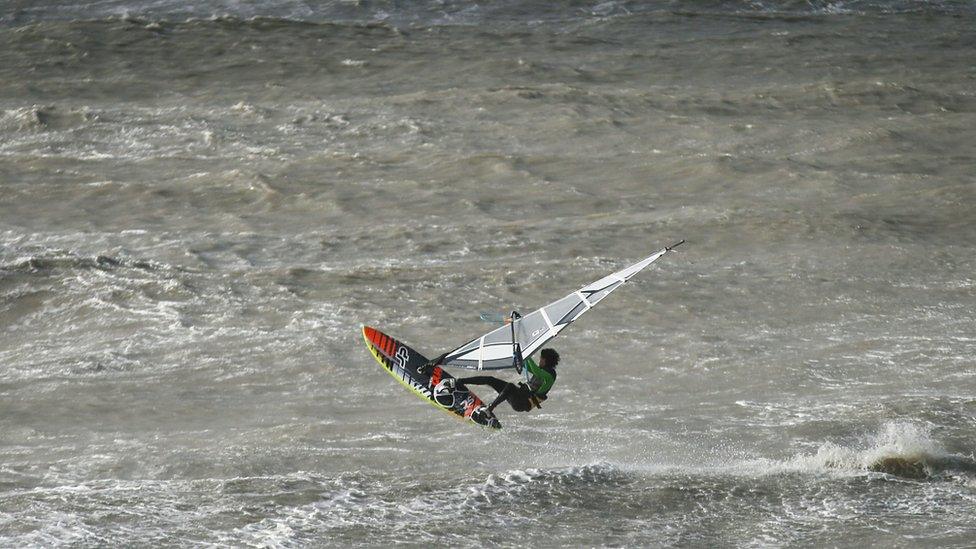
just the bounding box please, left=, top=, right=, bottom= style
left=2, top=1, right=975, bottom=546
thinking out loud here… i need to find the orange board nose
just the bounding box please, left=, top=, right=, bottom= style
left=363, top=326, right=395, bottom=358
left=363, top=326, right=381, bottom=349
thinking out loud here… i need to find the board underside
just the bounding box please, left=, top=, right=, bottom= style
left=362, top=326, right=501, bottom=430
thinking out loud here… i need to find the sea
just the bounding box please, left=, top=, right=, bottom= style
left=1, top=1, right=975, bottom=546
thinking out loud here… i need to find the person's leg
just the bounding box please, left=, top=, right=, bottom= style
left=457, top=376, right=522, bottom=416
left=456, top=376, right=508, bottom=394
left=488, top=384, right=513, bottom=412
left=487, top=383, right=534, bottom=412
left=507, top=384, right=533, bottom=412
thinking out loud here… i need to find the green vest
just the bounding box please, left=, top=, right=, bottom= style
left=524, top=357, right=556, bottom=396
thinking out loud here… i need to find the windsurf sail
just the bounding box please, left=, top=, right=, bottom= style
left=440, top=241, right=684, bottom=370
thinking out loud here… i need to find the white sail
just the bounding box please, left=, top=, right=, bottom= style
left=440, top=241, right=683, bottom=370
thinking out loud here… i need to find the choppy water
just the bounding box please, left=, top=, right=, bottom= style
left=2, top=1, right=976, bottom=546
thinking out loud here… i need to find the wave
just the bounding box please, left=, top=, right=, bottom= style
left=0, top=250, right=163, bottom=275
left=0, top=106, right=95, bottom=132
left=3, top=0, right=973, bottom=29
left=6, top=449, right=973, bottom=547
left=750, top=421, right=976, bottom=480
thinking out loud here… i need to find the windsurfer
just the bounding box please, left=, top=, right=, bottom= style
left=448, top=348, right=559, bottom=417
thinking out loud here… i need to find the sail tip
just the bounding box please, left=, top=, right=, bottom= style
left=666, top=239, right=686, bottom=252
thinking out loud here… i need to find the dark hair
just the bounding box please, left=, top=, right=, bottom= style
left=540, top=348, right=560, bottom=368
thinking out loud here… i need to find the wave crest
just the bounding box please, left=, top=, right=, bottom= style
left=787, top=421, right=974, bottom=480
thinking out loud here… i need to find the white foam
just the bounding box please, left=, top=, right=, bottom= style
left=760, top=421, right=950, bottom=477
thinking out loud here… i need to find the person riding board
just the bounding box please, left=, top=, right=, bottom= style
left=434, top=348, right=559, bottom=420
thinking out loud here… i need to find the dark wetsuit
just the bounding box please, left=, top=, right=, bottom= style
left=458, top=357, right=556, bottom=412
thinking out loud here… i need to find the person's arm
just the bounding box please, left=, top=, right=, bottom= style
left=524, top=357, right=543, bottom=392
left=524, top=357, right=555, bottom=395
